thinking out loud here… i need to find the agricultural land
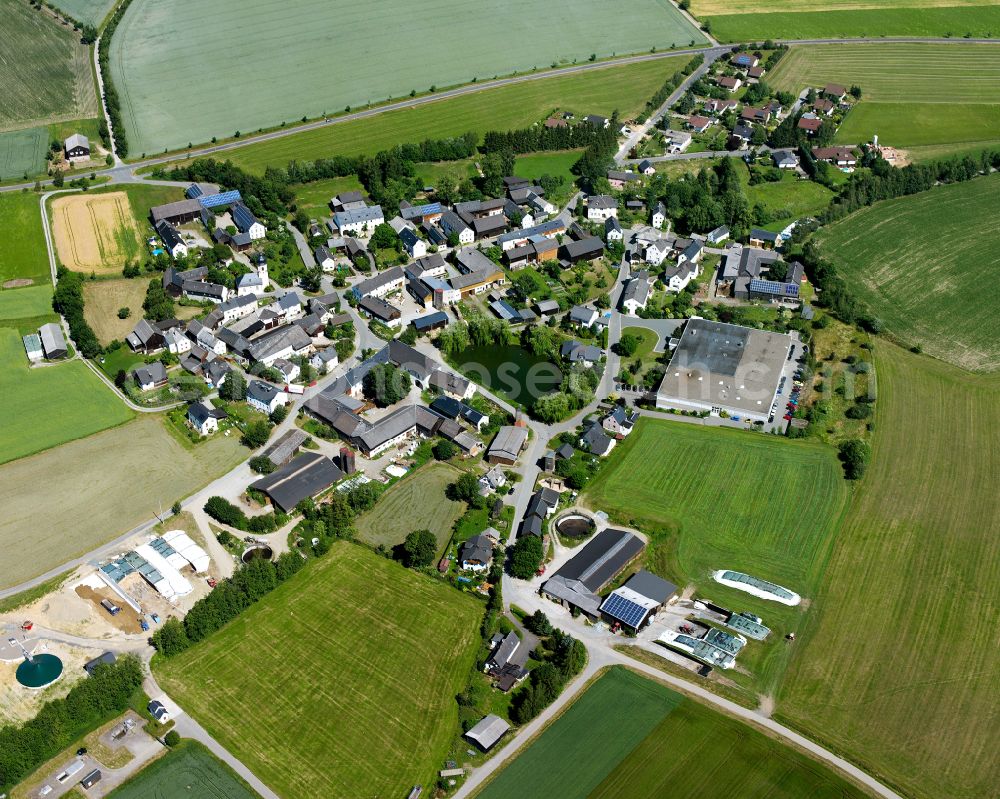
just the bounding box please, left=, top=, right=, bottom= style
left=0, top=0, right=99, bottom=130
left=48, top=0, right=117, bottom=27
left=583, top=418, right=848, bottom=693
left=0, top=414, right=245, bottom=590
left=816, top=172, right=1000, bottom=371
left=480, top=667, right=871, bottom=799
left=690, top=0, right=1000, bottom=42
left=0, top=193, right=50, bottom=287
left=0, top=285, right=55, bottom=323
left=109, top=0, right=704, bottom=154
left=50, top=192, right=145, bottom=274
left=81, top=278, right=150, bottom=344
left=172, top=55, right=695, bottom=174
left=780, top=345, right=1000, bottom=799
left=154, top=542, right=482, bottom=799
left=767, top=43, right=1000, bottom=159
left=106, top=740, right=259, bottom=799
left=0, top=127, right=48, bottom=181
left=355, top=462, right=466, bottom=554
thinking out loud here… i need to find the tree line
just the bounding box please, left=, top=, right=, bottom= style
left=0, top=656, right=144, bottom=791
left=509, top=624, right=586, bottom=723
left=203, top=496, right=288, bottom=534
left=52, top=268, right=101, bottom=358
left=151, top=554, right=305, bottom=657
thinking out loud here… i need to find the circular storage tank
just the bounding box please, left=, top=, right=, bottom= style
left=555, top=512, right=596, bottom=539
left=16, top=654, right=63, bottom=689
left=241, top=545, right=274, bottom=564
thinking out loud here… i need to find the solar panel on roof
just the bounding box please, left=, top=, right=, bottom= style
left=601, top=593, right=649, bottom=628
left=198, top=190, right=242, bottom=209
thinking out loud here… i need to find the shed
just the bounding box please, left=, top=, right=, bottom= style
left=38, top=323, right=67, bottom=359
left=465, top=714, right=510, bottom=751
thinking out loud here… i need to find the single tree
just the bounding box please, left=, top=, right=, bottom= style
left=508, top=535, right=544, bottom=579
left=402, top=529, right=438, bottom=568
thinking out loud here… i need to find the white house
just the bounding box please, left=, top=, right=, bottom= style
left=333, top=205, right=384, bottom=237
left=247, top=380, right=287, bottom=415
left=439, top=210, right=474, bottom=245
left=276, top=292, right=304, bottom=320
left=587, top=195, right=618, bottom=222
left=604, top=216, right=623, bottom=243
left=400, top=227, right=427, bottom=258
left=644, top=239, right=671, bottom=267
left=218, top=294, right=258, bottom=324
left=155, top=220, right=187, bottom=259
left=314, top=246, right=337, bottom=272
left=652, top=202, right=666, bottom=230
left=236, top=271, right=264, bottom=296
left=273, top=358, right=300, bottom=384
left=665, top=130, right=692, bottom=153
left=164, top=328, right=191, bottom=355
left=620, top=273, right=651, bottom=315
left=233, top=203, right=266, bottom=240
left=310, top=346, right=339, bottom=374
left=187, top=400, right=220, bottom=436
left=602, top=406, right=638, bottom=437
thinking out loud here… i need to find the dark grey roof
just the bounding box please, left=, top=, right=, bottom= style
left=133, top=361, right=167, bottom=385
left=250, top=452, right=344, bottom=512
left=262, top=428, right=309, bottom=466
left=551, top=527, right=644, bottom=592
left=624, top=570, right=678, bottom=604
left=461, top=534, right=495, bottom=567
left=582, top=423, right=613, bottom=455
left=359, top=295, right=401, bottom=321
left=562, top=237, right=604, bottom=261
left=83, top=651, right=116, bottom=674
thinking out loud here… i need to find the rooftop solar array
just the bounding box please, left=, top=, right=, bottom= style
left=600, top=592, right=650, bottom=629
left=198, top=190, right=242, bottom=209
left=749, top=278, right=800, bottom=298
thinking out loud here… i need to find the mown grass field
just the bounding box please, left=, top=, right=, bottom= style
left=816, top=173, right=1000, bottom=371
left=110, top=0, right=703, bottom=154
left=745, top=171, right=834, bottom=229
left=82, top=278, right=149, bottom=344
left=107, top=740, right=258, bottom=799
left=0, top=285, right=53, bottom=321
left=355, top=462, right=466, bottom=554
left=155, top=542, right=482, bottom=799
left=0, top=326, right=133, bottom=464
left=478, top=667, right=683, bottom=799
left=698, top=3, right=1000, bottom=41
left=0, top=0, right=99, bottom=129
left=779, top=345, right=1000, bottom=799
left=0, top=193, right=50, bottom=287
left=590, top=691, right=872, bottom=798
left=768, top=44, right=1000, bottom=156
left=0, top=414, right=245, bottom=589
left=291, top=175, right=363, bottom=219
left=583, top=418, right=848, bottom=602
left=0, top=127, right=47, bottom=180
left=189, top=56, right=694, bottom=175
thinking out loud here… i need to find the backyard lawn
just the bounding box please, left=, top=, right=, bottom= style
left=779, top=345, right=1000, bottom=799
left=189, top=56, right=695, bottom=174
left=155, top=542, right=482, bottom=799
left=815, top=172, right=1000, bottom=371
left=110, top=0, right=703, bottom=153
left=355, top=462, right=466, bottom=554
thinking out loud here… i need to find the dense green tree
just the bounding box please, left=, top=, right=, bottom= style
left=362, top=363, right=411, bottom=407
left=402, top=528, right=438, bottom=568
left=142, top=279, right=175, bottom=322
left=509, top=534, right=544, bottom=579
left=433, top=440, right=457, bottom=461
left=249, top=455, right=276, bottom=474
left=219, top=370, right=246, bottom=401
left=838, top=439, right=871, bottom=480
left=241, top=419, right=272, bottom=449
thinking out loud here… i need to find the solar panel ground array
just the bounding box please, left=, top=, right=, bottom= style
left=767, top=44, right=1000, bottom=158
left=109, top=0, right=705, bottom=155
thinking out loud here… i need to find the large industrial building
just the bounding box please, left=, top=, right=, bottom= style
left=656, top=318, right=792, bottom=422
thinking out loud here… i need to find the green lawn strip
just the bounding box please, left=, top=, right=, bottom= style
left=354, top=461, right=467, bottom=553
left=778, top=345, right=1000, bottom=799
left=0, top=194, right=50, bottom=286
left=704, top=5, right=1000, bottom=42
left=835, top=102, right=1000, bottom=150
left=154, top=542, right=482, bottom=799
left=198, top=56, right=694, bottom=175
left=106, top=740, right=259, bottom=799
left=478, top=666, right=683, bottom=799
left=0, top=285, right=53, bottom=319
left=589, top=695, right=871, bottom=799
left=0, top=328, right=133, bottom=464
left=815, top=172, right=1000, bottom=371
left=110, top=0, right=703, bottom=154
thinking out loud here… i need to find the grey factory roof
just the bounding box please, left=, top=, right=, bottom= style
left=550, top=527, right=644, bottom=592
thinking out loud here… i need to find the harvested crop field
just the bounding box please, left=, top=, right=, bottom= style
left=815, top=173, right=1000, bottom=371
left=82, top=278, right=150, bottom=344
left=0, top=0, right=99, bottom=130
left=0, top=414, right=245, bottom=590
left=355, top=462, right=466, bottom=554
left=695, top=2, right=1000, bottom=41
left=0, top=126, right=47, bottom=180
left=51, top=191, right=144, bottom=273
left=779, top=345, right=1000, bottom=799
left=196, top=55, right=693, bottom=175
left=110, top=0, right=704, bottom=154
left=155, top=541, right=482, bottom=799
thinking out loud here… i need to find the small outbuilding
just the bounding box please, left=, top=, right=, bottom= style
left=465, top=714, right=510, bottom=751
left=38, top=322, right=67, bottom=359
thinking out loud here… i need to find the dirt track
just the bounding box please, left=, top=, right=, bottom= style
left=50, top=191, right=141, bottom=273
